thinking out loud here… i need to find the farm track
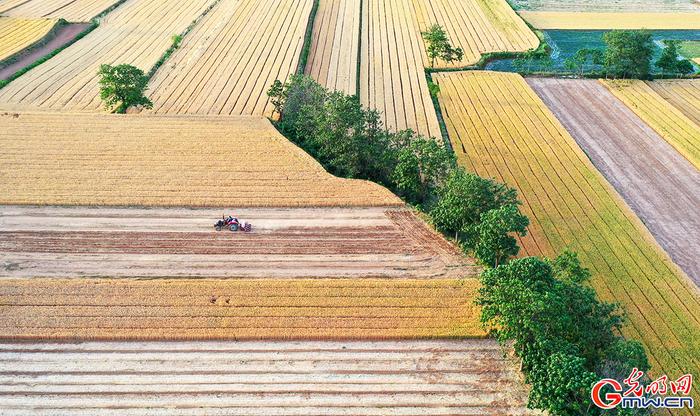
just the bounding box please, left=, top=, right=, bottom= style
left=148, top=0, right=313, bottom=117
left=0, top=0, right=119, bottom=21
left=434, top=71, right=700, bottom=400
left=0, top=340, right=535, bottom=415
left=602, top=79, right=700, bottom=171
left=0, top=17, right=56, bottom=62
left=0, top=206, right=477, bottom=279
left=0, top=0, right=215, bottom=111
left=0, top=113, right=400, bottom=207
left=305, top=0, right=360, bottom=95
left=529, top=78, right=700, bottom=286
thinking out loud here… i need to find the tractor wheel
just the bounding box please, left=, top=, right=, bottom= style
left=215, top=225, right=222, bottom=231
left=230, top=223, right=239, bottom=232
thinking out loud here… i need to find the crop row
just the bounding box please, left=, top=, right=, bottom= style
left=0, top=17, right=56, bottom=62
left=434, top=71, right=700, bottom=391
left=0, top=0, right=119, bottom=22
left=511, top=0, right=699, bottom=13
left=519, top=11, right=700, bottom=30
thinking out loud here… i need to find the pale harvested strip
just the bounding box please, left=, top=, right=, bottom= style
left=304, top=0, right=359, bottom=95
left=519, top=11, right=700, bottom=29
left=647, top=79, right=700, bottom=128
left=413, top=0, right=538, bottom=67
left=148, top=0, right=313, bottom=117
left=0, top=0, right=118, bottom=22
left=512, top=0, right=699, bottom=13
left=0, top=0, right=215, bottom=111
left=0, top=206, right=477, bottom=279
left=0, top=340, right=535, bottom=416
left=0, top=113, right=401, bottom=207
left=529, top=78, right=700, bottom=286
left=434, top=71, right=700, bottom=397
left=360, top=0, right=440, bottom=137
left=0, top=17, right=56, bottom=62
left=602, top=79, right=700, bottom=171
left=0, top=278, right=484, bottom=339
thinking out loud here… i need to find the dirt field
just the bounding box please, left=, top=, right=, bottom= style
left=0, top=206, right=476, bottom=279
left=0, top=0, right=214, bottom=111
left=148, top=0, right=313, bottom=117
left=0, top=113, right=400, bottom=207
left=434, top=70, right=700, bottom=393
left=0, top=340, right=534, bottom=415
left=0, top=0, right=118, bottom=22
left=305, top=0, right=360, bottom=95
left=529, top=78, right=700, bottom=286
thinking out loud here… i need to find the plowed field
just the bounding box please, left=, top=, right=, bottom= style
left=0, top=17, right=56, bottom=62
left=0, top=113, right=400, bottom=207
left=0, top=340, right=534, bottom=415
left=0, top=206, right=476, bottom=279
left=0, top=0, right=118, bottom=22
left=434, top=70, right=700, bottom=393
left=0, top=0, right=214, bottom=111
left=148, top=0, right=313, bottom=117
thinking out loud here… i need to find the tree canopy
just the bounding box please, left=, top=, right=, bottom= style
left=98, top=64, right=152, bottom=113
left=421, top=24, right=464, bottom=68
left=602, top=30, right=654, bottom=79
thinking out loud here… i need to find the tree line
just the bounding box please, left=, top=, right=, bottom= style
left=268, top=75, right=652, bottom=415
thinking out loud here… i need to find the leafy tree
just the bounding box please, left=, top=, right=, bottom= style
left=656, top=40, right=694, bottom=75
left=565, top=48, right=605, bottom=75
left=602, top=30, right=654, bottom=79
left=429, top=167, right=520, bottom=240
left=98, top=64, right=152, bottom=113
left=528, top=352, right=598, bottom=415
left=392, top=136, right=454, bottom=206
left=471, top=204, right=528, bottom=267
left=421, top=24, right=464, bottom=68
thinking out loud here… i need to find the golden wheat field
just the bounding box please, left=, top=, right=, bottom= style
left=0, top=0, right=117, bottom=22
left=148, top=0, right=313, bottom=117
left=0, top=112, right=401, bottom=207
left=518, top=11, right=700, bottom=30
left=0, top=17, right=56, bottom=62
left=434, top=71, right=700, bottom=394
left=0, top=278, right=483, bottom=339
left=602, top=79, right=700, bottom=172
left=0, top=0, right=213, bottom=111
left=305, top=0, right=360, bottom=95
left=647, top=79, right=700, bottom=129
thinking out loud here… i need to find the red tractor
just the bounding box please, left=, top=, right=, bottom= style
left=214, top=215, right=252, bottom=232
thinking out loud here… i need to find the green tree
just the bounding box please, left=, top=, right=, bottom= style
left=602, top=30, right=654, bottom=79
left=421, top=24, right=464, bottom=68
left=429, top=167, right=520, bottom=240
left=566, top=48, right=605, bottom=75
left=392, top=136, right=453, bottom=206
left=98, top=64, right=152, bottom=113
left=471, top=204, right=528, bottom=267
left=656, top=40, right=695, bottom=75
left=528, top=353, right=598, bottom=415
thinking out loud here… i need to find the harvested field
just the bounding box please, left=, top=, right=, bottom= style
left=0, top=0, right=117, bottom=22
left=512, top=0, right=700, bottom=13
left=0, top=0, right=214, bottom=111
left=434, top=71, right=700, bottom=393
left=148, top=0, right=313, bottom=117
left=0, top=205, right=477, bottom=279
left=0, top=278, right=483, bottom=339
left=529, top=78, right=700, bottom=286
left=647, top=79, right=700, bottom=127
left=0, top=113, right=400, bottom=207
left=602, top=79, right=700, bottom=171
left=518, top=11, right=700, bottom=30
left=305, top=0, right=360, bottom=95
left=0, top=17, right=56, bottom=62
left=0, top=340, right=535, bottom=415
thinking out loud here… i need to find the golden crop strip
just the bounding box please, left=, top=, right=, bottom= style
left=0, top=112, right=402, bottom=207
left=602, top=79, right=700, bottom=171
left=305, top=0, right=360, bottom=95
left=148, top=0, right=313, bottom=117
left=519, top=11, right=700, bottom=30
left=0, top=17, right=56, bottom=62
left=512, top=0, right=699, bottom=13
left=0, top=0, right=118, bottom=22
left=0, top=278, right=484, bottom=340
left=0, top=0, right=215, bottom=111
left=646, top=79, right=700, bottom=130
left=434, top=71, right=700, bottom=391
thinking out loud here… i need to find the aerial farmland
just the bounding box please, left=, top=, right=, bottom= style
left=1, top=0, right=699, bottom=415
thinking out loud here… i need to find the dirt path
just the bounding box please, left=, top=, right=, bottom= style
left=0, top=206, right=477, bottom=279
left=529, top=78, right=700, bottom=286
left=0, top=23, right=89, bottom=80
left=0, top=339, right=534, bottom=415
